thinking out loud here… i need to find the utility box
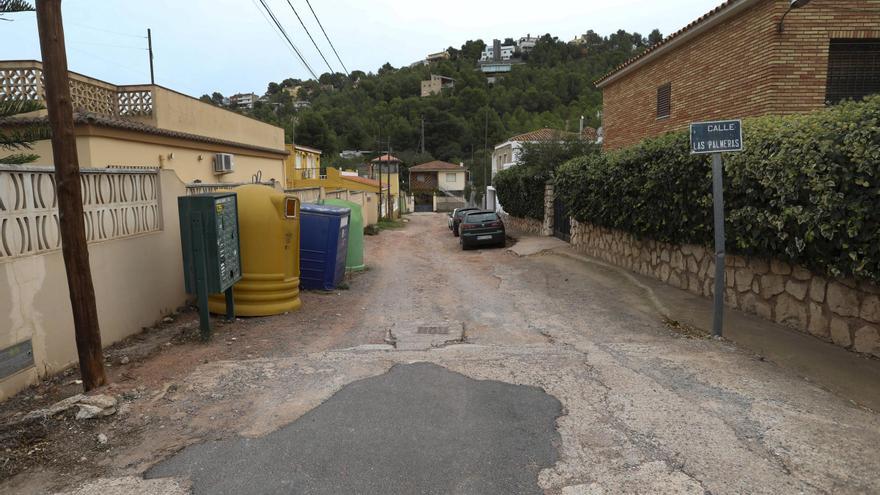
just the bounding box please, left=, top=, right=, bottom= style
left=178, top=192, right=242, bottom=338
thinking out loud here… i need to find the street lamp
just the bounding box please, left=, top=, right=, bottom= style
left=778, top=0, right=813, bottom=33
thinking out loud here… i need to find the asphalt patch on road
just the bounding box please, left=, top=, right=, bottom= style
left=145, top=362, right=562, bottom=494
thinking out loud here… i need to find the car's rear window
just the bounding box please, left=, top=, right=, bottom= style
left=455, top=209, right=478, bottom=218
left=464, top=213, right=498, bottom=223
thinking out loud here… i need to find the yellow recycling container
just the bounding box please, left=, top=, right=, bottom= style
left=209, top=185, right=302, bottom=316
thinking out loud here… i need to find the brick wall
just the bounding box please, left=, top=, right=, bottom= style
left=600, top=0, right=880, bottom=150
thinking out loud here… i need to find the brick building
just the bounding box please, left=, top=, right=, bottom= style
left=596, top=0, right=880, bottom=150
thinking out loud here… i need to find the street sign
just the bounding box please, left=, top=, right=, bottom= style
left=690, top=119, right=743, bottom=154
left=689, top=119, right=744, bottom=339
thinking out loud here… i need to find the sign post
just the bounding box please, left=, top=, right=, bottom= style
left=690, top=119, right=743, bottom=337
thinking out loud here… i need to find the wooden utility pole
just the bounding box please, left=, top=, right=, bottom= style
left=385, top=137, right=394, bottom=220
left=36, top=0, right=107, bottom=391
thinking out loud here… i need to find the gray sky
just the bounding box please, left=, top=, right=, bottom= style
left=1, top=0, right=722, bottom=97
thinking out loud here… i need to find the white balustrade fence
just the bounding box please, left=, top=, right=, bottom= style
left=0, top=166, right=161, bottom=259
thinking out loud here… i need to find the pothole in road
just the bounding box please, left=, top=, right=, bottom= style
left=145, top=363, right=562, bottom=495
left=386, top=321, right=466, bottom=351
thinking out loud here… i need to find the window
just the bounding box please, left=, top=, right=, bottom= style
left=446, top=173, right=457, bottom=183
left=295, top=154, right=302, bottom=168
left=657, top=82, right=672, bottom=119
left=826, top=39, right=880, bottom=105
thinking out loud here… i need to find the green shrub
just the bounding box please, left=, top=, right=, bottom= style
left=493, top=166, right=548, bottom=220
left=556, top=95, right=880, bottom=282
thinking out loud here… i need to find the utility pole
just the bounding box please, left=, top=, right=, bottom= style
left=36, top=0, right=107, bottom=391
left=376, top=136, right=382, bottom=221
left=386, top=136, right=394, bottom=220
left=483, top=107, right=489, bottom=208
left=420, top=117, right=425, bottom=154
left=147, top=28, right=155, bottom=85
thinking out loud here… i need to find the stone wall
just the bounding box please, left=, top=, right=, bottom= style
left=542, top=183, right=554, bottom=237
left=501, top=214, right=543, bottom=236
left=569, top=219, right=880, bottom=358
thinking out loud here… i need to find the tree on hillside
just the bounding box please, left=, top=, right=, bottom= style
left=0, top=0, right=50, bottom=164
left=295, top=112, right=337, bottom=155
left=213, top=29, right=659, bottom=166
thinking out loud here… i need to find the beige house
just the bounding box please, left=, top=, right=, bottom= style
left=0, top=61, right=287, bottom=400
left=420, top=75, right=454, bottom=97
left=409, top=160, right=467, bottom=212
left=0, top=61, right=288, bottom=186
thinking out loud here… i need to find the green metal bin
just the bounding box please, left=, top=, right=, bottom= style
left=321, top=198, right=365, bottom=272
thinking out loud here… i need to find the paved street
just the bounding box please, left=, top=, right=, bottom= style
left=5, top=213, right=880, bottom=494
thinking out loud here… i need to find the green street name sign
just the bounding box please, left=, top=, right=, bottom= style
left=690, top=119, right=743, bottom=154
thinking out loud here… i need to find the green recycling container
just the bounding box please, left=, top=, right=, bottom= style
left=321, top=199, right=365, bottom=271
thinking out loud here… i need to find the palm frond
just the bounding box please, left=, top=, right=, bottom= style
left=0, top=153, right=39, bottom=165
left=0, top=99, right=45, bottom=118
left=0, top=125, right=52, bottom=151
left=0, top=0, right=35, bottom=13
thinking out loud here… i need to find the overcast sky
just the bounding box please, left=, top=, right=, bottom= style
left=1, top=0, right=722, bottom=97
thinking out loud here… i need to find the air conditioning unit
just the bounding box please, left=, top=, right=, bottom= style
left=213, top=153, right=234, bottom=174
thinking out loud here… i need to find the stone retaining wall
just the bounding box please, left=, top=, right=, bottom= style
left=501, top=214, right=543, bottom=235
left=568, top=219, right=880, bottom=358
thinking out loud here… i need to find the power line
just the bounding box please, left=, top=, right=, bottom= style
left=66, top=21, right=147, bottom=39
left=303, top=0, right=349, bottom=76
left=282, top=0, right=335, bottom=75
left=68, top=40, right=147, bottom=50
left=252, top=0, right=318, bottom=80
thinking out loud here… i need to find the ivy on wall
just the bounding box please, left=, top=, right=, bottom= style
left=493, top=167, right=548, bottom=220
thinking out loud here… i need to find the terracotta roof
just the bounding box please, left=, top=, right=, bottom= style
left=371, top=154, right=401, bottom=163
left=409, top=160, right=464, bottom=171
left=595, top=0, right=756, bottom=87
left=293, top=144, right=322, bottom=154
left=1, top=112, right=289, bottom=156
left=503, top=127, right=598, bottom=144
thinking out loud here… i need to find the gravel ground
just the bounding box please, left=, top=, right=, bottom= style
left=1, top=212, right=878, bottom=494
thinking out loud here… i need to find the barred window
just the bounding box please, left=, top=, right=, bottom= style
left=657, top=82, right=672, bottom=118
left=826, top=39, right=880, bottom=105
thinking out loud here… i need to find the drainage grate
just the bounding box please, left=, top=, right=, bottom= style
left=417, top=326, right=450, bottom=335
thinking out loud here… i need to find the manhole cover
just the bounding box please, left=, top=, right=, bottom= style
left=417, top=325, right=450, bottom=335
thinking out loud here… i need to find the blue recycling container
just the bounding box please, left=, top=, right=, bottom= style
left=299, top=203, right=351, bottom=290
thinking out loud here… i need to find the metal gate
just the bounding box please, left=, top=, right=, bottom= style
left=553, top=196, right=571, bottom=242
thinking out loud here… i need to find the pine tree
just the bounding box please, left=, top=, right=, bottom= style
left=0, top=0, right=51, bottom=164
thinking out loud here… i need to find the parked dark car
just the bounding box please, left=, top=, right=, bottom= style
left=450, top=207, right=479, bottom=237
left=459, top=211, right=506, bottom=249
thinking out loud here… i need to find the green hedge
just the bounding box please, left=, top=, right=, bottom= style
left=493, top=166, right=548, bottom=220
left=556, top=95, right=880, bottom=282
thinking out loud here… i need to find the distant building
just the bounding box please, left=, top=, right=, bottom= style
left=492, top=127, right=596, bottom=177
left=421, top=74, right=455, bottom=97
left=595, top=0, right=880, bottom=150
left=480, top=39, right=516, bottom=61
left=478, top=39, right=521, bottom=83
left=426, top=51, right=450, bottom=63
left=228, top=92, right=258, bottom=109
left=292, top=100, right=311, bottom=109
left=409, top=161, right=467, bottom=212
left=517, top=34, right=538, bottom=53
left=370, top=154, right=402, bottom=218
left=283, top=86, right=302, bottom=98
left=285, top=144, right=322, bottom=186
left=339, top=150, right=372, bottom=159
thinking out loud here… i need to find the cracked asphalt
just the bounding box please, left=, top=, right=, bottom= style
left=10, top=212, right=879, bottom=494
